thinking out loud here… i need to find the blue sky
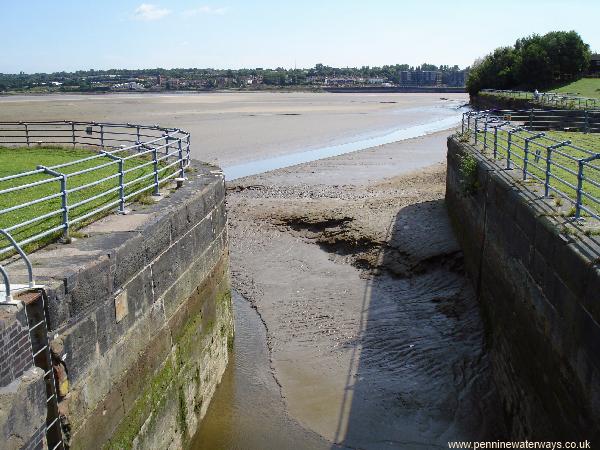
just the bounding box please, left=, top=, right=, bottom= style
left=1, top=0, right=599, bottom=73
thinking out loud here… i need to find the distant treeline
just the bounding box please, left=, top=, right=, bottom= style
left=466, top=31, right=592, bottom=95
left=0, top=63, right=466, bottom=92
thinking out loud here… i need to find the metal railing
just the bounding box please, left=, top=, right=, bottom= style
left=483, top=108, right=600, bottom=134
left=462, top=111, right=600, bottom=220
left=0, top=229, right=35, bottom=302
left=0, top=121, right=191, bottom=259
left=481, top=89, right=600, bottom=110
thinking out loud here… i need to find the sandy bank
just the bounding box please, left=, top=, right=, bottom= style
left=0, top=92, right=466, bottom=168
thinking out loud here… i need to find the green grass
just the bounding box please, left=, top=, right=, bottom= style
left=551, top=78, right=600, bottom=100
left=474, top=130, right=600, bottom=217
left=480, top=80, right=600, bottom=109
left=0, top=146, right=171, bottom=257
left=545, top=130, right=600, bottom=151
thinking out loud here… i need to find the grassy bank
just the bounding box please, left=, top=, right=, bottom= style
left=477, top=79, right=600, bottom=109
left=0, top=146, right=162, bottom=256
left=472, top=130, right=600, bottom=217
left=551, top=78, right=600, bottom=99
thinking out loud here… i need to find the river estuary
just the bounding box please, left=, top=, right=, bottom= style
left=2, top=92, right=506, bottom=449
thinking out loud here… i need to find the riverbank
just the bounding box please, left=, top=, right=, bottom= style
left=0, top=92, right=466, bottom=168
left=204, top=131, right=505, bottom=448
left=0, top=86, right=465, bottom=96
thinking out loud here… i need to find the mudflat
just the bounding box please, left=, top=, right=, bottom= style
left=222, top=131, right=505, bottom=449
left=0, top=92, right=466, bottom=167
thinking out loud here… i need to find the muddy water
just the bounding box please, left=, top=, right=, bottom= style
left=190, top=292, right=333, bottom=450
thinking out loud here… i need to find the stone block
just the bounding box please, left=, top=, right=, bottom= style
left=66, top=255, right=113, bottom=320
left=191, top=214, right=215, bottom=257
left=582, top=264, right=600, bottom=325
left=553, top=241, right=591, bottom=298
left=143, top=215, right=171, bottom=263
left=513, top=195, right=538, bottom=241
left=113, top=232, right=146, bottom=288
left=45, top=281, right=70, bottom=332
left=507, top=222, right=533, bottom=265
left=575, top=302, right=600, bottom=373
left=533, top=216, right=559, bottom=263
left=114, top=290, right=128, bottom=323
left=118, top=326, right=173, bottom=413
left=123, top=267, right=154, bottom=317
left=61, top=315, right=98, bottom=385
left=150, top=239, right=181, bottom=301
left=0, top=368, right=46, bottom=450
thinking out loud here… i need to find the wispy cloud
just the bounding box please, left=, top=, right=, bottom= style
left=133, top=4, right=171, bottom=21
left=183, top=6, right=229, bottom=17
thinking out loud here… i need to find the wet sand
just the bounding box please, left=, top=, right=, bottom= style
left=215, top=131, right=505, bottom=449
left=0, top=92, right=466, bottom=168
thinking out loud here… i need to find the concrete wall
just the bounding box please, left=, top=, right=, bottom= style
left=2, top=161, right=233, bottom=449
left=446, top=137, right=600, bottom=441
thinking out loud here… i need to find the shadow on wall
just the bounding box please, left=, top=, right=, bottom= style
left=332, top=199, right=506, bottom=449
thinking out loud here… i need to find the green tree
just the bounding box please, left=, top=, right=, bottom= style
left=467, top=30, right=591, bottom=94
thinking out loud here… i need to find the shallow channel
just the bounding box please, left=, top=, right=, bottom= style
left=223, top=106, right=465, bottom=180
left=190, top=292, right=332, bottom=450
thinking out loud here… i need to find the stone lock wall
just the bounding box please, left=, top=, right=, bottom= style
left=2, top=161, right=233, bottom=449
left=0, top=304, right=47, bottom=450
left=446, top=137, right=600, bottom=442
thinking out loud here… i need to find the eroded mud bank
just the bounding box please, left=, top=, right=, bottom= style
left=197, top=133, right=505, bottom=449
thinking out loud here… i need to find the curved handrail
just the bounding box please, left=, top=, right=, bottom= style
left=0, top=121, right=192, bottom=258
left=0, top=264, right=11, bottom=302
left=0, top=229, right=34, bottom=288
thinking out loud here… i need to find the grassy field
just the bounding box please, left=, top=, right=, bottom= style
left=551, top=78, right=600, bottom=99
left=472, top=130, right=600, bottom=217
left=0, top=146, right=167, bottom=257
left=479, top=78, right=600, bottom=108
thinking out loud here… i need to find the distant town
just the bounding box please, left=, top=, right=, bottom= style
left=0, top=64, right=468, bottom=93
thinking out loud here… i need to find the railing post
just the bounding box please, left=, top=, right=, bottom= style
left=186, top=134, right=191, bottom=166
left=177, top=139, right=185, bottom=179
left=38, top=166, right=69, bottom=241
left=136, top=126, right=141, bottom=143
left=59, top=174, right=68, bottom=241
left=575, top=159, right=584, bottom=218
left=0, top=264, right=11, bottom=302
left=584, top=110, right=590, bottom=134
left=24, top=123, right=30, bottom=147
left=152, top=147, right=160, bottom=196
left=101, top=151, right=126, bottom=214
left=543, top=141, right=572, bottom=198
left=529, top=109, right=534, bottom=129
left=523, top=139, right=530, bottom=180
left=523, top=133, right=545, bottom=181
left=117, top=158, right=125, bottom=213
left=507, top=130, right=513, bottom=169
left=474, top=116, right=479, bottom=144
left=544, top=146, right=552, bottom=197
left=493, top=126, right=498, bottom=159
left=71, top=122, right=76, bottom=147
left=100, top=125, right=105, bottom=149
left=164, top=133, right=170, bottom=156
left=483, top=119, right=488, bottom=150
